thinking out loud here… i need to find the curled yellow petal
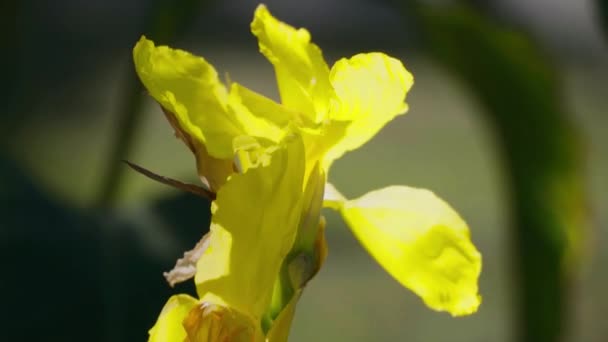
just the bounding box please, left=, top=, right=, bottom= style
left=324, top=53, right=414, bottom=166
left=195, top=135, right=306, bottom=319
left=336, top=185, right=482, bottom=316
left=133, top=36, right=241, bottom=158
left=148, top=294, right=198, bottom=342
left=251, top=5, right=334, bottom=123
left=134, top=36, right=296, bottom=190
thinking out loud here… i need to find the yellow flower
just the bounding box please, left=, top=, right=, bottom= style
left=251, top=4, right=482, bottom=316
left=148, top=135, right=314, bottom=341
left=135, top=3, right=482, bottom=340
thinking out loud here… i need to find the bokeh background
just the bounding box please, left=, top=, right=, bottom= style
left=1, top=0, right=607, bottom=341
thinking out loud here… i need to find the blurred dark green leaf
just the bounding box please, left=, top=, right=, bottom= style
left=97, top=0, right=213, bottom=207
left=598, top=0, right=608, bottom=38
left=0, top=154, right=104, bottom=340
left=389, top=3, right=587, bottom=341
left=0, top=152, right=210, bottom=341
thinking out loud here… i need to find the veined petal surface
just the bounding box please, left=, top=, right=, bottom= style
left=195, top=136, right=306, bottom=319
left=251, top=5, right=334, bottom=123
left=337, top=185, right=482, bottom=316
left=324, top=53, right=413, bottom=166
left=183, top=302, right=264, bottom=342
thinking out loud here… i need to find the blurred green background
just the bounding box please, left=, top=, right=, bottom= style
left=1, top=0, right=607, bottom=341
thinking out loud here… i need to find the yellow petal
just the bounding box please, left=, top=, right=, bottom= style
left=324, top=53, right=414, bottom=166
left=193, top=142, right=234, bottom=191
left=133, top=36, right=241, bottom=158
left=299, top=120, right=349, bottom=173
left=134, top=36, right=299, bottom=189
left=148, top=294, right=198, bottom=342
left=230, top=83, right=298, bottom=132
left=159, top=105, right=233, bottom=191
left=251, top=5, right=334, bottom=123
left=195, top=135, right=306, bottom=319
left=183, top=302, right=264, bottom=342
left=337, top=185, right=482, bottom=316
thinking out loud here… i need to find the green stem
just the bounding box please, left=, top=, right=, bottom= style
left=95, top=2, right=211, bottom=341
left=96, top=72, right=144, bottom=207
left=96, top=0, right=213, bottom=208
